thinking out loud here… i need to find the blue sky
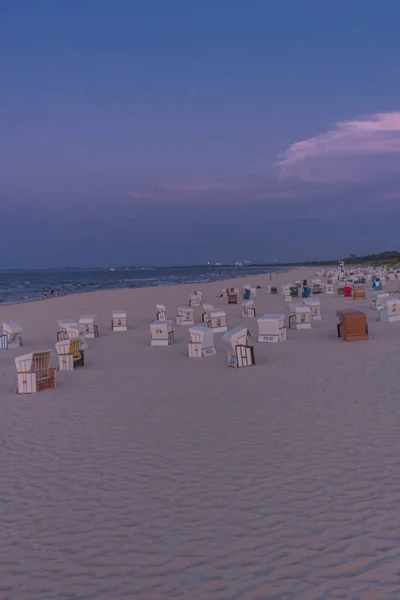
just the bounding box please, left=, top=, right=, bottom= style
left=1, top=1, right=400, bottom=267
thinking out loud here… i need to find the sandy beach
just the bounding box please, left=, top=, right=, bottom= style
left=2, top=267, right=400, bottom=599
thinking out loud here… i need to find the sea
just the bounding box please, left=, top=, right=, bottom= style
left=0, top=265, right=283, bottom=305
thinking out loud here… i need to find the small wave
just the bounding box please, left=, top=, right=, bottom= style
left=0, top=266, right=281, bottom=304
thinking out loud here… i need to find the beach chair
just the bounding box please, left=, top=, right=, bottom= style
left=223, top=327, right=255, bottom=368
left=290, top=285, right=299, bottom=298
left=176, top=306, right=194, bottom=326
left=242, top=286, right=251, bottom=300
left=337, top=283, right=345, bottom=296
left=188, top=326, right=216, bottom=358
left=150, top=320, right=174, bottom=346
left=57, top=319, right=78, bottom=341
left=344, top=286, right=353, bottom=298
left=372, top=277, right=383, bottom=291
left=379, top=297, right=400, bottom=322
left=325, top=284, right=334, bottom=294
left=111, top=310, right=127, bottom=331
left=55, top=338, right=84, bottom=370
left=353, top=286, right=366, bottom=300
left=201, top=303, right=214, bottom=324
left=303, top=298, right=322, bottom=320
left=241, top=299, right=256, bottom=318
left=1, top=322, right=23, bottom=349
left=372, top=292, right=389, bottom=311
left=156, top=305, right=167, bottom=321
left=228, top=288, right=239, bottom=304
left=207, top=309, right=228, bottom=332
left=221, top=288, right=229, bottom=298
left=15, top=351, right=56, bottom=394
left=78, top=315, right=99, bottom=338
left=311, top=280, right=323, bottom=294
left=302, top=286, right=312, bottom=298
left=57, top=321, right=88, bottom=351
left=257, top=314, right=287, bottom=342
left=189, top=292, right=202, bottom=307
left=242, top=285, right=256, bottom=300
left=288, top=304, right=312, bottom=330
left=268, top=286, right=278, bottom=294
left=0, top=333, right=7, bottom=350
left=337, top=310, right=368, bottom=341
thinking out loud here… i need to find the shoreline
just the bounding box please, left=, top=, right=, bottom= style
left=0, top=268, right=295, bottom=318
left=0, top=266, right=286, bottom=308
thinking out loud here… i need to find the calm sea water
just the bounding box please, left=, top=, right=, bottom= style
left=0, top=266, right=283, bottom=305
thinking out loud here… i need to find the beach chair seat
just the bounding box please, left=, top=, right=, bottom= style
left=1, top=322, right=23, bottom=349
left=337, top=310, right=368, bottom=341
left=111, top=310, right=127, bottom=331
left=288, top=304, right=312, bottom=330
left=150, top=320, right=174, bottom=346
left=201, top=303, right=214, bottom=323
left=207, top=309, right=228, bottom=332
left=372, top=277, right=383, bottom=291
left=241, top=299, right=256, bottom=318
left=228, top=288, right=239, bottom=304
left=15, top=351, right=56, bottom=393
left=344, top=286, right=353, bottom=298
left=379, top=297, right=400, bottom=321
left=156, top=305, right=167, bottom=321
left=257, top=314, right=287, bottom=342
left=55, top=338, right=84, bottom=370
left=223, top=327, right=255, bottom=368
left=78, top=315, right=99, bottom=338
left=188, top=326, right=216, bottom=358
left=372, top=292, right=389, bottom=311
left=353, top=286, right=366, bottom=300
left=189, top=293, right=202, bottom=307
left=57, top=321, right=88, bottom=350
left=176, top=306, right=194, bottom=326
left=57, top=319, right=78, bottom=341
left=303, top=298, right=322, bottom=320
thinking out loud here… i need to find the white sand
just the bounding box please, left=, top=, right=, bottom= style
left=2, top=268, right=400, bottom=599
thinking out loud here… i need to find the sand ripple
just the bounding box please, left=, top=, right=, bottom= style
left=1, top=272, right=400, bottom=598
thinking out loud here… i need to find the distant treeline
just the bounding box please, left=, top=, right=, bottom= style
left=252, top=250, right=400, bottom=268
left=343, top=251, right=400, bottom=266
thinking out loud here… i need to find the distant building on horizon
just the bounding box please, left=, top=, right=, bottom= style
left=214, top=261, right=224, bottom=266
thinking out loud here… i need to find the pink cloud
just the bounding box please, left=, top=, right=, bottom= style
left=381, top=191, right=400, bottom=200
left=157, top=180, right=299, bottom=200
left=159, top=181, right=243, bottom=193
left=276, top=112, right=400, bottom=183
left=124, top=178, right=300, bottom=201
left=124, top=190, right=146, bottom=199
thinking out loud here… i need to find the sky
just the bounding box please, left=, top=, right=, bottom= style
left=1, top=0, right=400, bottom=267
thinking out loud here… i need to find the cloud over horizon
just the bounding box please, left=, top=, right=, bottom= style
left=124, top=112, right=400, bottom=202
left=275, top=112, right=400, bottom=184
